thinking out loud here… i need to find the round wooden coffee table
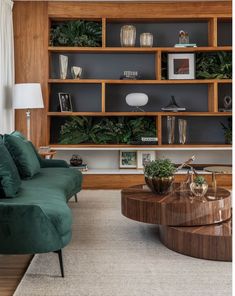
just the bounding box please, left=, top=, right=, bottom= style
left=121, top=184, right=232, bottom=261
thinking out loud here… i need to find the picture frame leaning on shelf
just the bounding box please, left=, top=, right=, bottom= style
left=58, top=92, right=73, bottom=112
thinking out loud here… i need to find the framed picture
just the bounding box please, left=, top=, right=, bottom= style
left=137, top=151, right=156, bottom=169
left=119, top=150, right=137, bottom=168
left=168, top=53, right=195, bottom=80
left=58, top=93, right=73, bottom=112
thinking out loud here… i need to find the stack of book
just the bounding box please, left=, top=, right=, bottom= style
left=73, top=164, right=88, bottom=172
left=174, top=43, right=197, bottom=48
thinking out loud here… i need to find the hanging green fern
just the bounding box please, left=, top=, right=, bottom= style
left=50, top=20, right=102, bottom=47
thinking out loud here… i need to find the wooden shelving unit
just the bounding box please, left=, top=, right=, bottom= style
left=47, top=12, right=232, bottom=150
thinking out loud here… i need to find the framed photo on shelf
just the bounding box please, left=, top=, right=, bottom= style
left=58, top=93, right=73, bottom=112
left=119, top=150, right=137, bottom=168
left=168, top=53, right=195, bottom=80
left=137, top=151, right=156, bottom=169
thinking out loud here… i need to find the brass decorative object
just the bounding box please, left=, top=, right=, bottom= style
left=140, top=33, right=153, bottom=47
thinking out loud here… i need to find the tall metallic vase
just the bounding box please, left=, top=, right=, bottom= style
left=120, top=25, right=136, bottom=47
left=167, top=116, right=175, bottom=144
left=59, top=55, right=68, bottom=79
left=178, top=119, right=187, bottom=144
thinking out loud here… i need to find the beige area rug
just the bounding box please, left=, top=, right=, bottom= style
left=14, top=190, right=231, bottom=296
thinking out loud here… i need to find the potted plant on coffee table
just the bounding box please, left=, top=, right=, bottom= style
left=190, top=175, right=208, bottom=201
left=144, top=159, right=176, bottom=195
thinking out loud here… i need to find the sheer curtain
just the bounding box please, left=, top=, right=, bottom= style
left=0, top=0, right=14, bottom=134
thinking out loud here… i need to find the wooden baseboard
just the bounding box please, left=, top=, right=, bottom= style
left=82, top=174, right=232, bottom=189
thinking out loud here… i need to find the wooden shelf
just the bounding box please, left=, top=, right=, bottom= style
left=48, top=46, right=232, bottom=53
left=47, top=112, right=232, bottom=117
left=50, top=144, right=232, bottom=151
left=48, top=79, right=232, bottom=84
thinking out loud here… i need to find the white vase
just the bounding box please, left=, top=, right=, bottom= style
left=59, top=55, right=68, bottom=79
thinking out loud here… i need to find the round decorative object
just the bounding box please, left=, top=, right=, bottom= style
left=125, top=93, right=149, bottom=111
left=145, top=176, right=174, bottom=195
left=190, top=182, right=208, bottom=199
left=140, top=33, right=154, bottom=47
left=70, top=154, right=83, bottom=166
left=120, top=25, right=136, bottom=47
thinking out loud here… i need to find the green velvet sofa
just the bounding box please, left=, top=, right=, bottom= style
left=0, top=133, right=82, bottom=277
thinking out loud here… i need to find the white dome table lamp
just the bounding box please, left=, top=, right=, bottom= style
left=13, top=83, right=44, bottom=141
left=125, top=93, right=149, bottom=112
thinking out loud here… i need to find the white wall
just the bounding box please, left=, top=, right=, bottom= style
left=56, top=150, right=232, bottom=169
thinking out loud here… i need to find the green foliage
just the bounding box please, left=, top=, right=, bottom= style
left=144, top=159, right=176, bottom=178
left=194, top=176, right=206, bottom=186
left=221, top=117, right=232, bottom=144
left=50, top=20, right=102, bottom=47
left=196, top=52, right=232, bottom=79
left=59, top=116, right=156, bottom=144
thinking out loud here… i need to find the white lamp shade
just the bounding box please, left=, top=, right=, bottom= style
left=126, top=93, right=149, bottom=107
left=13, top=83, right=44, bottom=109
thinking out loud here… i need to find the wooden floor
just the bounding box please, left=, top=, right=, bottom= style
left=0, top=255, right=32, bottom=296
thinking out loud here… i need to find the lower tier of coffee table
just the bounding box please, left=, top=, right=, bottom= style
left=159, top=219, right=232, bottom=261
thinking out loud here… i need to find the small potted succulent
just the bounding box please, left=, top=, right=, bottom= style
left=144, top=159, right=176, bottom=195
left=190, top=175, right=208, bottom=199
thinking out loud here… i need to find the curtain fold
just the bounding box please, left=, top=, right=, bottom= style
left=0, top=0, right=14, bottom=134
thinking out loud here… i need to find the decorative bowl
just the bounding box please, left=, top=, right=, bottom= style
left=145, top=176, right=174, bottom=195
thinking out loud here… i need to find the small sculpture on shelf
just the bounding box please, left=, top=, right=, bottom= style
left=219, top=95, right=232, bottom=112
left=161, top=96, right=186, bottom=112
left=71, top=66, right=83, bottom=79
left=120, top=71, right=141, bottom=80
left=178, top=30, right=189, bottom=44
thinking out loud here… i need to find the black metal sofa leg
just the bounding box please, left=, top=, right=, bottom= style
left=74, top=193, right=78, bottom=203
left=55, top=249, right=64, bottom=277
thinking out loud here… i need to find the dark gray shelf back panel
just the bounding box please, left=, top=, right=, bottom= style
left=50, top=53, right=155, bottom=79
left=218, top=21, right=232, bottom=46
left=50, top=84, right=101, bottom=112
left=162, top=116, right=230, bottom=144
left=106, top=22, right=208, bottom=47
left=106, top=84, right=208, bottom=112
left=218, top=83, right=232, bottom=110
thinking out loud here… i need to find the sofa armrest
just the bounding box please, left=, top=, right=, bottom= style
left=40, top=159, right=69, bottom=168
left=0, top=203, right=71, bottom=254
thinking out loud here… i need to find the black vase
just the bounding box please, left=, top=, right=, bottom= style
left=70, top=155, right=83, bottom=166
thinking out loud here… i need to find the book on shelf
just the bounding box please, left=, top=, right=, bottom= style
left=70, top=164, right=88, bottom=171
left=174, top=43, right=197, bottom=48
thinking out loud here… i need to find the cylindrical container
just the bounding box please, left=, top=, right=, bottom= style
left=120, top=25, right=136, bottom=47
left=140, top=33, right=153, bottom=47
left=167, top=116, right=175, bottom=144
left=178, top=119, right=187, bottom=144
left=59, top=55, right=68, bottom=79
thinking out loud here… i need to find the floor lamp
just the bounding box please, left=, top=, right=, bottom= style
left=13, top=83, right=44, bottom=141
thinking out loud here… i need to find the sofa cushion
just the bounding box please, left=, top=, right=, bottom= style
left=4, top=134, right=40, bottom=179
left=0, top=138, right=21, bottom=198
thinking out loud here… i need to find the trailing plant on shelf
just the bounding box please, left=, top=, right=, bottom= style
left=221, top=117, right=232, bottom=144
left=50, top=20, right=102, bottom=47
left=144, top=159, right=176, bottom=194
left=196, top=52, right=232, bottom=79
left=59, top=116, right=156, bottom=145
